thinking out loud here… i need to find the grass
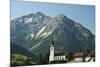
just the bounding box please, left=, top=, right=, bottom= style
left=68, top=60, right=82, bottom=63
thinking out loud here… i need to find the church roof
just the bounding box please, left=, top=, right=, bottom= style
left=54, top=51, right=65, bottom=56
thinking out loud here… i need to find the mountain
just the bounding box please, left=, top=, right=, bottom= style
left=11, top=42, right=37, bottom=59
left=11, top=12, right=52, bottom=49
left=11, top=12, right=95, bottom=57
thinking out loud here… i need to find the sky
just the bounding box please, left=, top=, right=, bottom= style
left=11, top=0, right=95, bottom=34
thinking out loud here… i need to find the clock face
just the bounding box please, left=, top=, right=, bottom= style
left=50, top=47, right=54, bottom=50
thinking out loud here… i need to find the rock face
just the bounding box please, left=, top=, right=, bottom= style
left=11, top=12, right=95, bottom=57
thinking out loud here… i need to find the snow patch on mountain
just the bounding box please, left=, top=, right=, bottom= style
left=29, top=41, right=43, bottom=51
left=40, top=31, right=53, bottom=38
left=36, top=26, right=46, bottom=37
left=25, top=17, right=33, bottom=23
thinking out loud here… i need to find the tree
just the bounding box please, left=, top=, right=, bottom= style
left=25, top=57, right=31, bottom=65
left=37, top=54, right=43, bottom=64
left=42, top=53, right=49, bottom=64
left=66, top=52, right=74, bottom=62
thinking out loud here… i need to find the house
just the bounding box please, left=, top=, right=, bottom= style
left=74, top=50, right=95, bottom=62
left=74, top=52, right=85, bottom=62
left=84, top=50, right=95, bottom=62
left=87, top=50, right=95, bottom=62
left=49, top=40, right=66, bottom=62
left=90, top=50, right=95, bottom=57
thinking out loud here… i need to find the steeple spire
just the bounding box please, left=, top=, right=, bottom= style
left=52, top=37, right=54, bottom=46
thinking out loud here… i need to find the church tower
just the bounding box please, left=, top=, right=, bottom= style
left=49, top=39, right=54, bottom=62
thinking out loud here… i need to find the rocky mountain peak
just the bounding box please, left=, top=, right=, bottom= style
left=35, top=12, right=45, bottom=17
left=54, top=14, right=67, bottom=21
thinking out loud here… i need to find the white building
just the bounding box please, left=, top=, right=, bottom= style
left=49, top=41, right=66, bottom=62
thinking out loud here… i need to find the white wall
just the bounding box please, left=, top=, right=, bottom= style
left=54, top=56, right=66, bottom=60
left=74, top=57, right=82, bottom=62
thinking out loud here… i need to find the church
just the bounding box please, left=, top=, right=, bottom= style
left=49, top=40, right=66, bottom=62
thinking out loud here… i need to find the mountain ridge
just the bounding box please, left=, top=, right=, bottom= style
left=11, top=12, right=95, bottom=57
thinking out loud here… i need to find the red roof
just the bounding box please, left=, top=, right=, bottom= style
left=74, top=50, right=95, bottom=58
left=90, top=50, right=95, bottom=57
left=74, top=52, right=84, bottom=58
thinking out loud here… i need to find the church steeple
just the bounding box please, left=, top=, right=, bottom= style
left=49, top=37, right=55, bottom=62
left=51, top=37, right=54, bottom=46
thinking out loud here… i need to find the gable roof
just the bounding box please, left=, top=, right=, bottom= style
left=54, top=51, right=65, bottom=56
left=74, top=52, right=85, bottom=58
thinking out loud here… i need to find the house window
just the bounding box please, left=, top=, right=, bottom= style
left=57, top=56, right=59, bottom=60
left=62, top=56, right=64, bottom=60
left=56, top=56, right=58, bottom=60
left=60, top=56, right=62, bottom=60
left=55, top=57, right=57, bottom=60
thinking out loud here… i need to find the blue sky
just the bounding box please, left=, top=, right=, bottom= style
left=11, top=1, right=95, bottom=34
